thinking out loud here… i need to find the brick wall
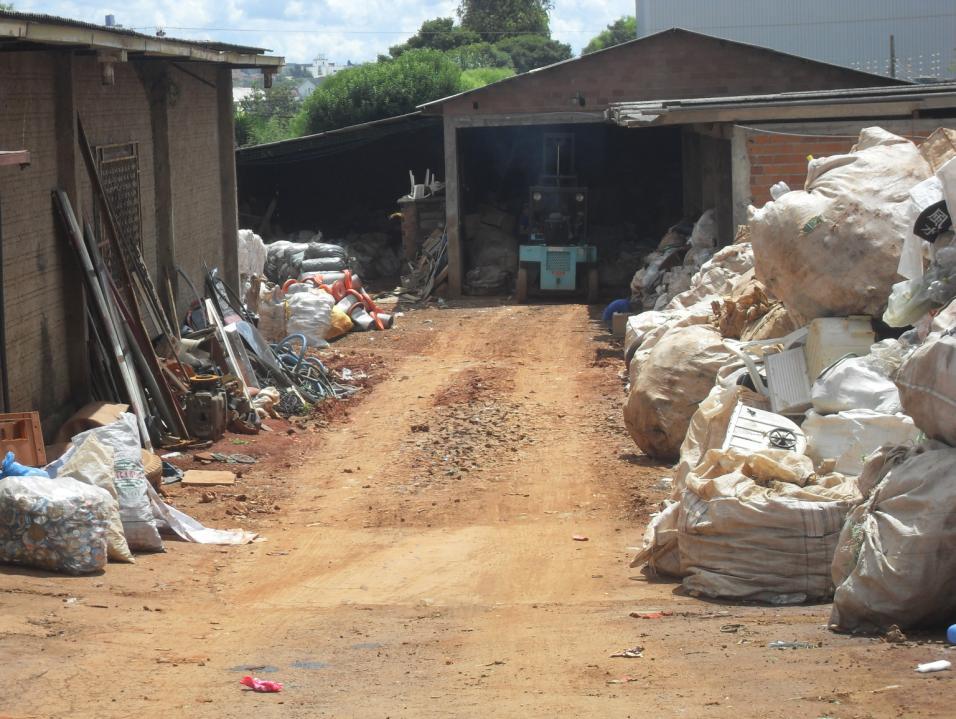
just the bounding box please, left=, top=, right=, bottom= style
left=0, top=51, right=230, bottom=434
left=744, top=122, right=941, bottom=207
left=74, top=57, right=158, bottom=279
left=168, top=63, right=225, bottom=316
left=747, top=134, right=853, bottom=205
left=438, top=29, right=898, bottom=117
left=0, top=52, right=72, bottom=425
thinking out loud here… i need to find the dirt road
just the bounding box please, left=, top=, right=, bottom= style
left=0, top=303, right=950, bottom=718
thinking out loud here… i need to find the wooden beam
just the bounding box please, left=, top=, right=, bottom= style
left=450, top=111, right=605, bottom=129
left=53, top=50, right=90, bottom=410
left=0, top=150, right=30, bottom=167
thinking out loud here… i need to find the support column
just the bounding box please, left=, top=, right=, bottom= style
left=54, top=50, right=90, bottom=409
left=217, top=66, right=240, bottom=290
left=715, top=137, right=734, bottom=245
left=443, top=115, right=463, bottom=297
left=730, top=125, right=753, bottom=232
left=680, top=128, right=702, bottom=220
left=140, top=63, right=177, bottom=321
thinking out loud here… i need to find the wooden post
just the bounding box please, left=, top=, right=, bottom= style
left=217, top=66, right=240, bottom=291
left=443, top=115, right=463, bottom=297
left=139, top=63, right=177, bottom=322
left=53, top=50, right=91, bottom=411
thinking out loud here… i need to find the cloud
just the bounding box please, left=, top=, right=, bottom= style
left=17, top=0, right=635, bottom=62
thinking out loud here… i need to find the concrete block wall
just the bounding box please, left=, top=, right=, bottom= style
left=0, top=52, right=73, bottom=426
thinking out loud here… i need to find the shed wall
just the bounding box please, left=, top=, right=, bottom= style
left=438, top=31, right=897, bottom=117
left=0, top=51, right=71, bottom=424
left=0, top=51, right=231, bottom=435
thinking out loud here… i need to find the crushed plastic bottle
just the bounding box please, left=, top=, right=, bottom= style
left=915, top=660, right=951, bottom=673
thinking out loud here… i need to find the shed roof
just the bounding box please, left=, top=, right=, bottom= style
left=0, top=9, right=282, bottom=68
left=236, top=112, right=440, bottom=166
left=607, top=82, right=956, bottom=126
left=419, top=27, right=907, bottom=113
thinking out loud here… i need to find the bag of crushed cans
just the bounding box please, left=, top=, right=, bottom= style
left=0, top=474, right=112, bottom=574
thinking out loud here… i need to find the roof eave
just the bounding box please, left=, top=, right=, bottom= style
left=0, top=17, right=283, bottom=67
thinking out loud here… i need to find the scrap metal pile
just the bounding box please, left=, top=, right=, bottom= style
left=623, top=127, right=956, bottom=633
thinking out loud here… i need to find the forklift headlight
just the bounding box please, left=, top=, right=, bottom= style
left=533, top=192, right=542, bottom=202
left=575, top=193, right=584, bottom=202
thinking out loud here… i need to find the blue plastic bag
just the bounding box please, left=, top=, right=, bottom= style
left=1, top=450, right=50, bottom=478
left=602, top=298, right=631, bottom=327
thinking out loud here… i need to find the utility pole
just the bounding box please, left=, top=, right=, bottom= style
left=889, top=34, right=896, bottom=78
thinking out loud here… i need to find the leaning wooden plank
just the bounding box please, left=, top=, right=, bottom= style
left=53, top=189, right=153, bottom=450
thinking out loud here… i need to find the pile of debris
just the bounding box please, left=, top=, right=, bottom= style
left=244, top=228, right=397, bottom=344
left=395, top=229, right=448, bottom=301
left=624, top=127, right=956, bottom=632
left=628, top=215, right=712, bottom=311
left=260, top=230, right=403, bottom=285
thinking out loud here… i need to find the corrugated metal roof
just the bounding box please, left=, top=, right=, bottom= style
left=0, top=9, right=280, bottom=63
left=607, top=81, right=956, bottom=126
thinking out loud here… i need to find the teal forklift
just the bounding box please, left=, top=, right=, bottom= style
left=516, top=132, right=598, bottom=303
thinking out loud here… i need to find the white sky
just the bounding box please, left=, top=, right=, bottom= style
left=13, top=1, right=637, bottom=63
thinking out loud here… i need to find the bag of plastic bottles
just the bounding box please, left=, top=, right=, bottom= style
left=0, top=474, right=112, bottom=574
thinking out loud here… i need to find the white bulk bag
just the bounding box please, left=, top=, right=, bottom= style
left=895, top=331, right=956, bottom=445
left=830, top=444, right=956, bottom=632
left=749, top=128, right=932, bottom=324
left=802, top=409, right=919, bottom=476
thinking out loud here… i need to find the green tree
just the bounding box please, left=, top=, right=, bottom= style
left=459, top=67, right=515, bottom=91
left=458, top=0, right=553, bottom=42
left=234, top=81, right=299, bottom=147
left=294, top=50, right=462, bottom=135
left=495, top=34, right=571, bottom=73
left=582, top=16, right=636, bottom=55
left=0, top=3, right=15, bottom=9
left=445, top=42, right=513, bottom=70
left=389, top=17, right=480, bottom=57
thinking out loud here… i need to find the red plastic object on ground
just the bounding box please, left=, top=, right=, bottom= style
left=240, top=676, right=283, bottom=693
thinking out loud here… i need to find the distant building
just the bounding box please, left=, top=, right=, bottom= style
left=636, top=0, right=956, bottom=80
left=294, top=79, right=318, bottom=100
left=233, top=86, right=256, bottom=104
left=312, top=55, right=338, bottom=79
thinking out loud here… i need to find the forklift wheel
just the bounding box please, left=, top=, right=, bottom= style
left=586, top=267, right=599, bottom=304
left=516, top=267, right=528, bottom=304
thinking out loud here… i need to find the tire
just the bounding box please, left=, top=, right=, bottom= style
left=516, top=267, right=528, bottom=304
left=586, top=267, right=599, bottom=304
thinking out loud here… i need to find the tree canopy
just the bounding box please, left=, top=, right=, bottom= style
left=458, top=0, right=553, bottom=42
left=294, top=50, right=462, bottom=136
left=582, top=16, right=637, bottom=55
left=495, top=34, right=571, bottom=73
left=388, top=17, right=480, bottom=58
left=235, top=81, right=299, bottom=146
